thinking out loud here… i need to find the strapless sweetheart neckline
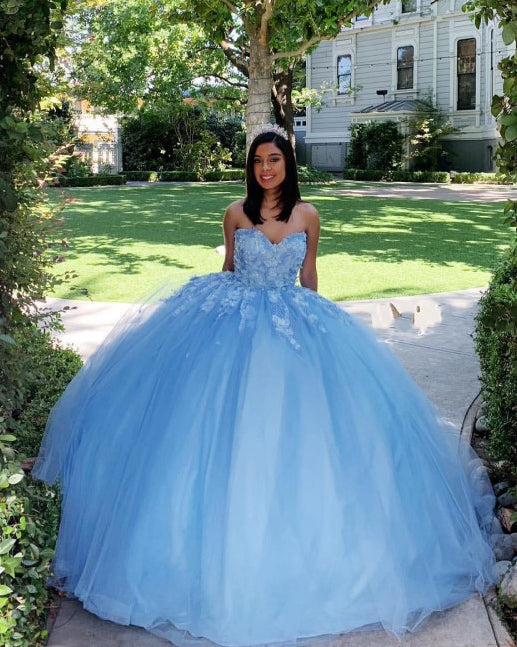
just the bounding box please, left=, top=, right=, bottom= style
left=235, top=227, right=307, bottom=247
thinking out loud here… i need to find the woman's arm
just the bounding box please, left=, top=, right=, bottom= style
left=221, top=201, right=240, bottom=272
left=299, top=203, right=320, bottom=291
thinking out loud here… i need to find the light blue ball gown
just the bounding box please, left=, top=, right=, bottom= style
left=32, top=225, right=499, bottom=646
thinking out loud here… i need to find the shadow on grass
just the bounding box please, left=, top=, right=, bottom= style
left=50, top=183, right=513, bottom=277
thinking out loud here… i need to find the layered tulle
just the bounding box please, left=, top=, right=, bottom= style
left=32, top=267, right=499, bottom=647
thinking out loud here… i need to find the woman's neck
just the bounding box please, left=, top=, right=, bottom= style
left=261, top=188, right=282, bottom=212
left=263, top=186, right=281, bottom=203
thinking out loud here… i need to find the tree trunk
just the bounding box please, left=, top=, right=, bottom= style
left=272, top=65, right=296, bottom=153
left=246, top=22, right=272, bottom=151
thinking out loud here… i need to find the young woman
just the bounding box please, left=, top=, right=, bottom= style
left=32, top=124, right=499, bottom=647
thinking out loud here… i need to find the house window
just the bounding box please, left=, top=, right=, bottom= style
left=402, top=0, right=416, bottom=12
left=337, top=55, right=352, bottom=94
left=397, top=46, right=414, bottom=89
left=457, top=38, right=476, bottom=110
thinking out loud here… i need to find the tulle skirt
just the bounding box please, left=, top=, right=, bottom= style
left=32, top=272, right=499, bottom=646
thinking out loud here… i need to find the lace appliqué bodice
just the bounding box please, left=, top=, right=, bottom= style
left=233, top=227, right=306, bottom=289
left=162, top=227, right=351, bottom=351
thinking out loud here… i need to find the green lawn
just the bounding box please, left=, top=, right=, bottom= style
left=46, top=182, right=514, bottom=302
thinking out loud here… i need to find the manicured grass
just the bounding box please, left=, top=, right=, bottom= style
left=46, top=182, right=514, bottom=302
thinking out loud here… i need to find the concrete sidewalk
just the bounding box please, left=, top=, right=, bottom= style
left=124, top=178, right=515, bottom=202
left=41, top=288, right=514, bottom=647
left=323, top=180, right=516, bottom=202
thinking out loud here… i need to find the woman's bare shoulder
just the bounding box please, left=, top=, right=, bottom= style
left=225, top=199, right=246, bottom=218
left=296, top=200, right=319, bottom=222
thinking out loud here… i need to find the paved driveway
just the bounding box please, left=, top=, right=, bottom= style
left=323, top=180, right=516, bottom=202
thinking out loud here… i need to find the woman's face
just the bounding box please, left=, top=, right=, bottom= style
left=253, top=142, right=286, bottom=191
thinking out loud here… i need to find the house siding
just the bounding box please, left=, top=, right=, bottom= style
left=306, top=0, right=509, bottom=172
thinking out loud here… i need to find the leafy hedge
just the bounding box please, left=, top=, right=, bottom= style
left=58, top=174, right=127, bottom=187
left=451, top=172, right=515, bottom=185
left=157, top=171, right=200, bottom=182
left=343, top=168, right=450, bottom=183
left=1, top=327, right=82, bottom=644
left=297, top=166, right=334, bottom=183
left=474, top=246, right=517, bottom=469
left=121, top=170, right=158, bottom=181
left=0, top=0, right=86, bottom=643
left=203, top=169, right=245, bottom=181
left=123, top=167, right=333, bottom=183
left=123, top=169, right=245, bottom=182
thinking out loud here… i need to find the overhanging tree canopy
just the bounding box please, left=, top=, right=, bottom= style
left=68, top=0, right=246, bottom=114
left=70, top=0, right=387, bottom=149
left=175, top=0, right=387, bottom=148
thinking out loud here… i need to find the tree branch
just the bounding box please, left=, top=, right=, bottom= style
left=189, top=44, right=222, bottom=56
left=219, top=0, right=239, bottom=15
left=206, top=73, right=248, bottom=88
left=259, top=0, right=274, bottom=45
left=221, top=39, right=249, bottom=77
left=271, top=2, right=381, bottom=61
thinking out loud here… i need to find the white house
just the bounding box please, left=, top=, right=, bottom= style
left=72, top=99, right=123, bottom=173
left=304, top=0, right=511, bottom=172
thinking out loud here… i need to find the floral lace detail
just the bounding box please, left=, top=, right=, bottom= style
left=267, top=288, right=300, bottom=349
left=233, top=227, right=306, bottom=289
left=159, top=227, right=353, bottom=350
left=290, top=286, right=353, bottom=332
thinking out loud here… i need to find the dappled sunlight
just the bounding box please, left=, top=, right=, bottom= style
left=327, top=180, right=515, bottom=203
left=46, top=183, right=512, bottom=302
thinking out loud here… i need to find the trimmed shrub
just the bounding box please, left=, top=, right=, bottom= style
left=474, top=245, right=517, bottom=468
left=451, top=172, right=515, bottom=185
left=343, top=168, right=450, bottom=183
left=297, top=166, right=334, bottom=183
left=390, top=170, right=450, bottom=183
left=203, top=169, right=245, bottom=181
left=58, top=174, right=126, bottom=187
left=158, top=171, right=200, bottom=182
left=343, top=169, right=384, bottom=181
left=123, top=171, right=159, bottom=181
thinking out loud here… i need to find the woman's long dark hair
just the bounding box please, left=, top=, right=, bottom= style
left=243, top=131, right=301, bottom=225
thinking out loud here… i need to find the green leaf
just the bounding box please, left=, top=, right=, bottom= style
left=0, top=539, right=16, bottom=555
left=502, top=24, right=516, bottom=46
left=1, top=555, right=22, bottom=577
left=7, top=472, right=24, bottom=485
left=0, top=585, right=13, bottom=596
left=503, top=77, right=515, bottom=95
left=500, top=114, right=517, bottom=126
left=505, top=125, right=517, bottom=142
left=491, top=95, right=504, bottom=118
